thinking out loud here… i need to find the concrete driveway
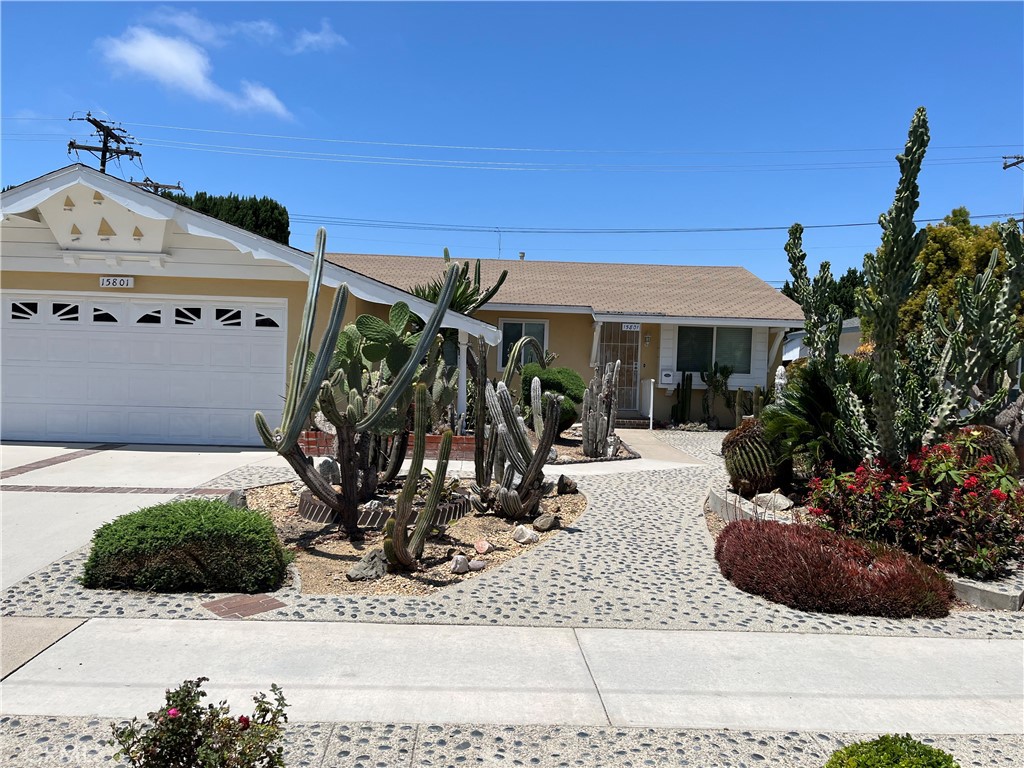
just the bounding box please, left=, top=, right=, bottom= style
left=1, top=442, right=289, bottom=589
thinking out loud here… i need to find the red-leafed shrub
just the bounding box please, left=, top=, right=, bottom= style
left=714, top=520, right=954, bottom=618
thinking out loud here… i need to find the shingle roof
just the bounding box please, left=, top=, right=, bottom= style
left=326, top=253, right=805, bottom=323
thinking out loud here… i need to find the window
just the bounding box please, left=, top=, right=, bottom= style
left=716, top=327, right=752, bottom=374
left=499, top=320, right=547, bottom=369
left=52, top=302, right=80, bottom=322
left=174, top=307, right=202, bottom=325
left=10, top=301, right=38, bottom=321
left=676, top=327, right=713, bottom=373
left=215, top=308, right=242, bottom=327
left=676, top=326, right=753, bottom=375
left=254, top=311, right=280, bottom=329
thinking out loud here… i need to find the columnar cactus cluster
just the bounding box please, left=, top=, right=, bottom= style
left=781, top=107, right=1024, bottom=464
left=255, top=227, right=460, bottom=537
left=581, top=361, right=619, bottom=458
left=470, top=380, right=560, bottom=519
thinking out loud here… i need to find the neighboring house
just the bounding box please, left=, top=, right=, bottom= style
left=782, top=318, right=862, bottom=362
left=329, top=253, right=804, bottom=424
left=0, top=165, right=498, bottom=446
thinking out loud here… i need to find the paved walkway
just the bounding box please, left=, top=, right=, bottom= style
left=2, top=433, right=1022, bottom=766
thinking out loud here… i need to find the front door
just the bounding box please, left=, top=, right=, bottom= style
left=598, top=322, right=641, bottom=412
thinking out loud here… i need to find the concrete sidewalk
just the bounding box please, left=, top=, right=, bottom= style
left=2, top=619, right=1019, bottom=735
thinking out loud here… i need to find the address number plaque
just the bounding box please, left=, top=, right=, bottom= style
left=99, top=276, right=134, bottom=288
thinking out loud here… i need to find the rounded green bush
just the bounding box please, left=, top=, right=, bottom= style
left=823, top=734, right=960, bottom=767
left=81, top=498, right=290, bottom=594
left=521, top=363, right=587, bottom=405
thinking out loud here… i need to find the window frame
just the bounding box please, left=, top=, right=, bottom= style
left=497, top=317, right=549, bottom=372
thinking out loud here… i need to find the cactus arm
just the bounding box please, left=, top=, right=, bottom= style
left=281, top=228, right=328, bottom=429
left=409, top=430, right=452, bottom=559
left=357, top=263, right=460, bottom=432
left=530, top=376, right=545, bottom=433
left=467, top=268, right=509, bottom=314
left=474, top=336, right=491, bottom=487
left=384, top=383, right=431, bottom=569
left=501, top=336, right=546, bottom=386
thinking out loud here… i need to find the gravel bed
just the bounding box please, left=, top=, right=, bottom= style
left=4, top=431, right=1021, bottom=638
left=3, top=716, right=1020, bottom=767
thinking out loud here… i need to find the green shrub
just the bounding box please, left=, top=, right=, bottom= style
left=82, top=499, right=290, bottom=593
left=808, top=432, right=1024, bottom=580
left=823, top=734, right=960, bottom=767
left=715, top=520, right=953, bottom=618
left=521, top=363, right=587, bottom=404
left=111, top=677, right=288, bottom=768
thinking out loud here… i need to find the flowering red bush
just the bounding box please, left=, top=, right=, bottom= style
left=715, top=520, right=953, bottom=618
left=807, top=432, right=1024, bottom=580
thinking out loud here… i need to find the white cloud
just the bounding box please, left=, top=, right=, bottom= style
left=291, top=19, right=347, bottom=54
left=100, top=26, right=291, bottom=119
left=148, top=7, right=280, bottom=47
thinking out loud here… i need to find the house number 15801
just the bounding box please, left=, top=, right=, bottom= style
left=99, top=276, right=134, bottom=288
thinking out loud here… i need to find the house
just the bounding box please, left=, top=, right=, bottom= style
left=783, top=318, right=862, bottom=362
left=329, top=253, right=804, bottom=424
left=0, top=165, right=498, bottom=446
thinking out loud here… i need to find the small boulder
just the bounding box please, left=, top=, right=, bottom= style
left=547, top=447, right=558, bottom=462
left=468, top=560, right=487, bottom=572
left=753, top=492, right=794, bottom=512
left=315, top=457, right=342, bottom=485
left=533, top=513, right=559, bottom=532
left=224, top=489, right=247, bottom=509
left=512, top=525, right=540, bottom=545
left=450, top=554, right=471, bottom=574
left=474, top=539, right=494, bottom=555
left=557, top=475, right=578, bottom=495
left=346, top=549, right=388, bottom=582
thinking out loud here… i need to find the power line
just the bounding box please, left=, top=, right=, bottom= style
left=3, top=115, right=1019, bottom=157
left=289, top=211, right=1021, bottom=236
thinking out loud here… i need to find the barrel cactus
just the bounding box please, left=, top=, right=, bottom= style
left=722, top=418, right=781, bottom=496
left=947, top=424, right=1019, bottom=475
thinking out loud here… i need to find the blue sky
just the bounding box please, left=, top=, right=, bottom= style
left=2, top=1, right=1022, bottom=285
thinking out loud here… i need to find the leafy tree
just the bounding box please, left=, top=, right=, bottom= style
left=162, top=190, right=290, bottom=245
left=782, top=265, right=863, bottom=320
left=898, top=207, right=1022, bottom=337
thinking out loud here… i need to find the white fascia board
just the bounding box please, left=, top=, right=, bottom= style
left=1, top=166, right=500, bottom=344
left=595, top=313, right=805, bottom=328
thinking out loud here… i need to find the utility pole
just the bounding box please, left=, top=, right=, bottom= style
left=1002, top=155, right=1024, bottom=171
left=68, top=112, right=141, bottom=173
left=130, top=177, right=184, bottom=194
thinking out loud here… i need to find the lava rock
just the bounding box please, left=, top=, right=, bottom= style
left=315, top=457, right=342, bottom=485
left=468, top=560, right=487, bottom=572
left=533, top=513, right=559, bottom=532
left=557, top=475, right=578, bottom=495
left=450, top=554, right=471, bottom=574
left=512, top=525, right=540, bottom=545
left=346, top=549, right=388, bottom=582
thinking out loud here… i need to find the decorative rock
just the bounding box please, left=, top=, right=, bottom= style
left=450, top=554, right=471, bottom=574
left=315, top=457, right=342, bottom=485
left=224, top=489, right=247, bottom=509
left=512, top=525, right=540, bottom=545
left=533, top=513, right=559, bottom=532
left=346, top=549, right=388, bottom=582
left=557, top=475, right=578, bottom=495
left=468, top=560, right=487, bottom=572
left=548, top=448, right=558, bottom=462
left=474, top=539, right=494, bottom=555
left=753, top=492, right=794, bottom=512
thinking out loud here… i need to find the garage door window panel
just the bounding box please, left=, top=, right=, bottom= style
left=52, top=302, right=80, bottom=322
left=10, top=301, right=39, bottom=321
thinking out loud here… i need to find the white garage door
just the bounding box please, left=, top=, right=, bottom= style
left=1, top=293, right=287, bottom=446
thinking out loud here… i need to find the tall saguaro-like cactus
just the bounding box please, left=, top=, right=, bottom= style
left=255, top=227, right=461, bottom=537
left=861, top=106, right=931, bottom=463
left=582, top=360, right=619, bottom=457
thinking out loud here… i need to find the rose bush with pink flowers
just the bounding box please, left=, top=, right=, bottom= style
left=807, top=432, right=1024, bottom=580
left=110, top=677, right=288, bottom=768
